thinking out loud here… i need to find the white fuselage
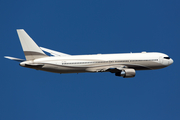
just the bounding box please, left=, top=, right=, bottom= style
left=6, top=29, right=173, bottom=78
left=20, top=52, right=173, bottom=74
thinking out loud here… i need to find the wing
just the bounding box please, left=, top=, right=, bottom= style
left=86, top=65, right=136, bottom=78
left=40, top=47, right=71, bottom=57
left=86, top=65, right=127, bottom=73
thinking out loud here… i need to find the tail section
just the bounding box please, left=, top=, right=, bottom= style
left=4, top=56, right=25, bottom=62
left=17, top=29, right=48, bottom=60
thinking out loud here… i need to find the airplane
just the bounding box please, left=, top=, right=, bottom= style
left=5, top=29, right=173, bottom=78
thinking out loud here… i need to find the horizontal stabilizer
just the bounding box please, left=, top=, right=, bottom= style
left=40, top=47, right=71, bottom=57
left=4, top=56, right=25, bottom=62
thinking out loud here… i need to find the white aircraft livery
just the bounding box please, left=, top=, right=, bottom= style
left=5, top=29, right=173, bottom=78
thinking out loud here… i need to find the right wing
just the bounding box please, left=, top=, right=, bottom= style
left=40, top=47, right=71, bottom=57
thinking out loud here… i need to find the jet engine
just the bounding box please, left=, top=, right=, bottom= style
left=115, top=69, right=136, bottom=78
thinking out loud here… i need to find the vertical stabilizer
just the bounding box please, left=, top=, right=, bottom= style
left=17, top=29, right=48, bottom=60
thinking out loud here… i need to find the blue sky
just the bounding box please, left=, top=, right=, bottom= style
left=0, top=0, right=180, bottom=120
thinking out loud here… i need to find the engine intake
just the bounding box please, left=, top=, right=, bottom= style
left=115, top=69, right=136, bottom=78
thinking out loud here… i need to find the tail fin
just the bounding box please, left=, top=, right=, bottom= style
left=17, top=29, right=48, bottom=60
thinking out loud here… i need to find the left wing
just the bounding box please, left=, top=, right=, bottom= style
left=86, top=65, right=135, bottom=78
left=86, top=65, right=127, bottom=73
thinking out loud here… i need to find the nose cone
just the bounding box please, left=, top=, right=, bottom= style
left=169, top=58, right=174, bottom=65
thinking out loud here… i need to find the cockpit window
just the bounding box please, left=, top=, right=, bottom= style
left=164, top=57, right=170, bottom=59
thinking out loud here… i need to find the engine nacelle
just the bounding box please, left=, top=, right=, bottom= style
left=115, top=69, right=136, bottom=78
